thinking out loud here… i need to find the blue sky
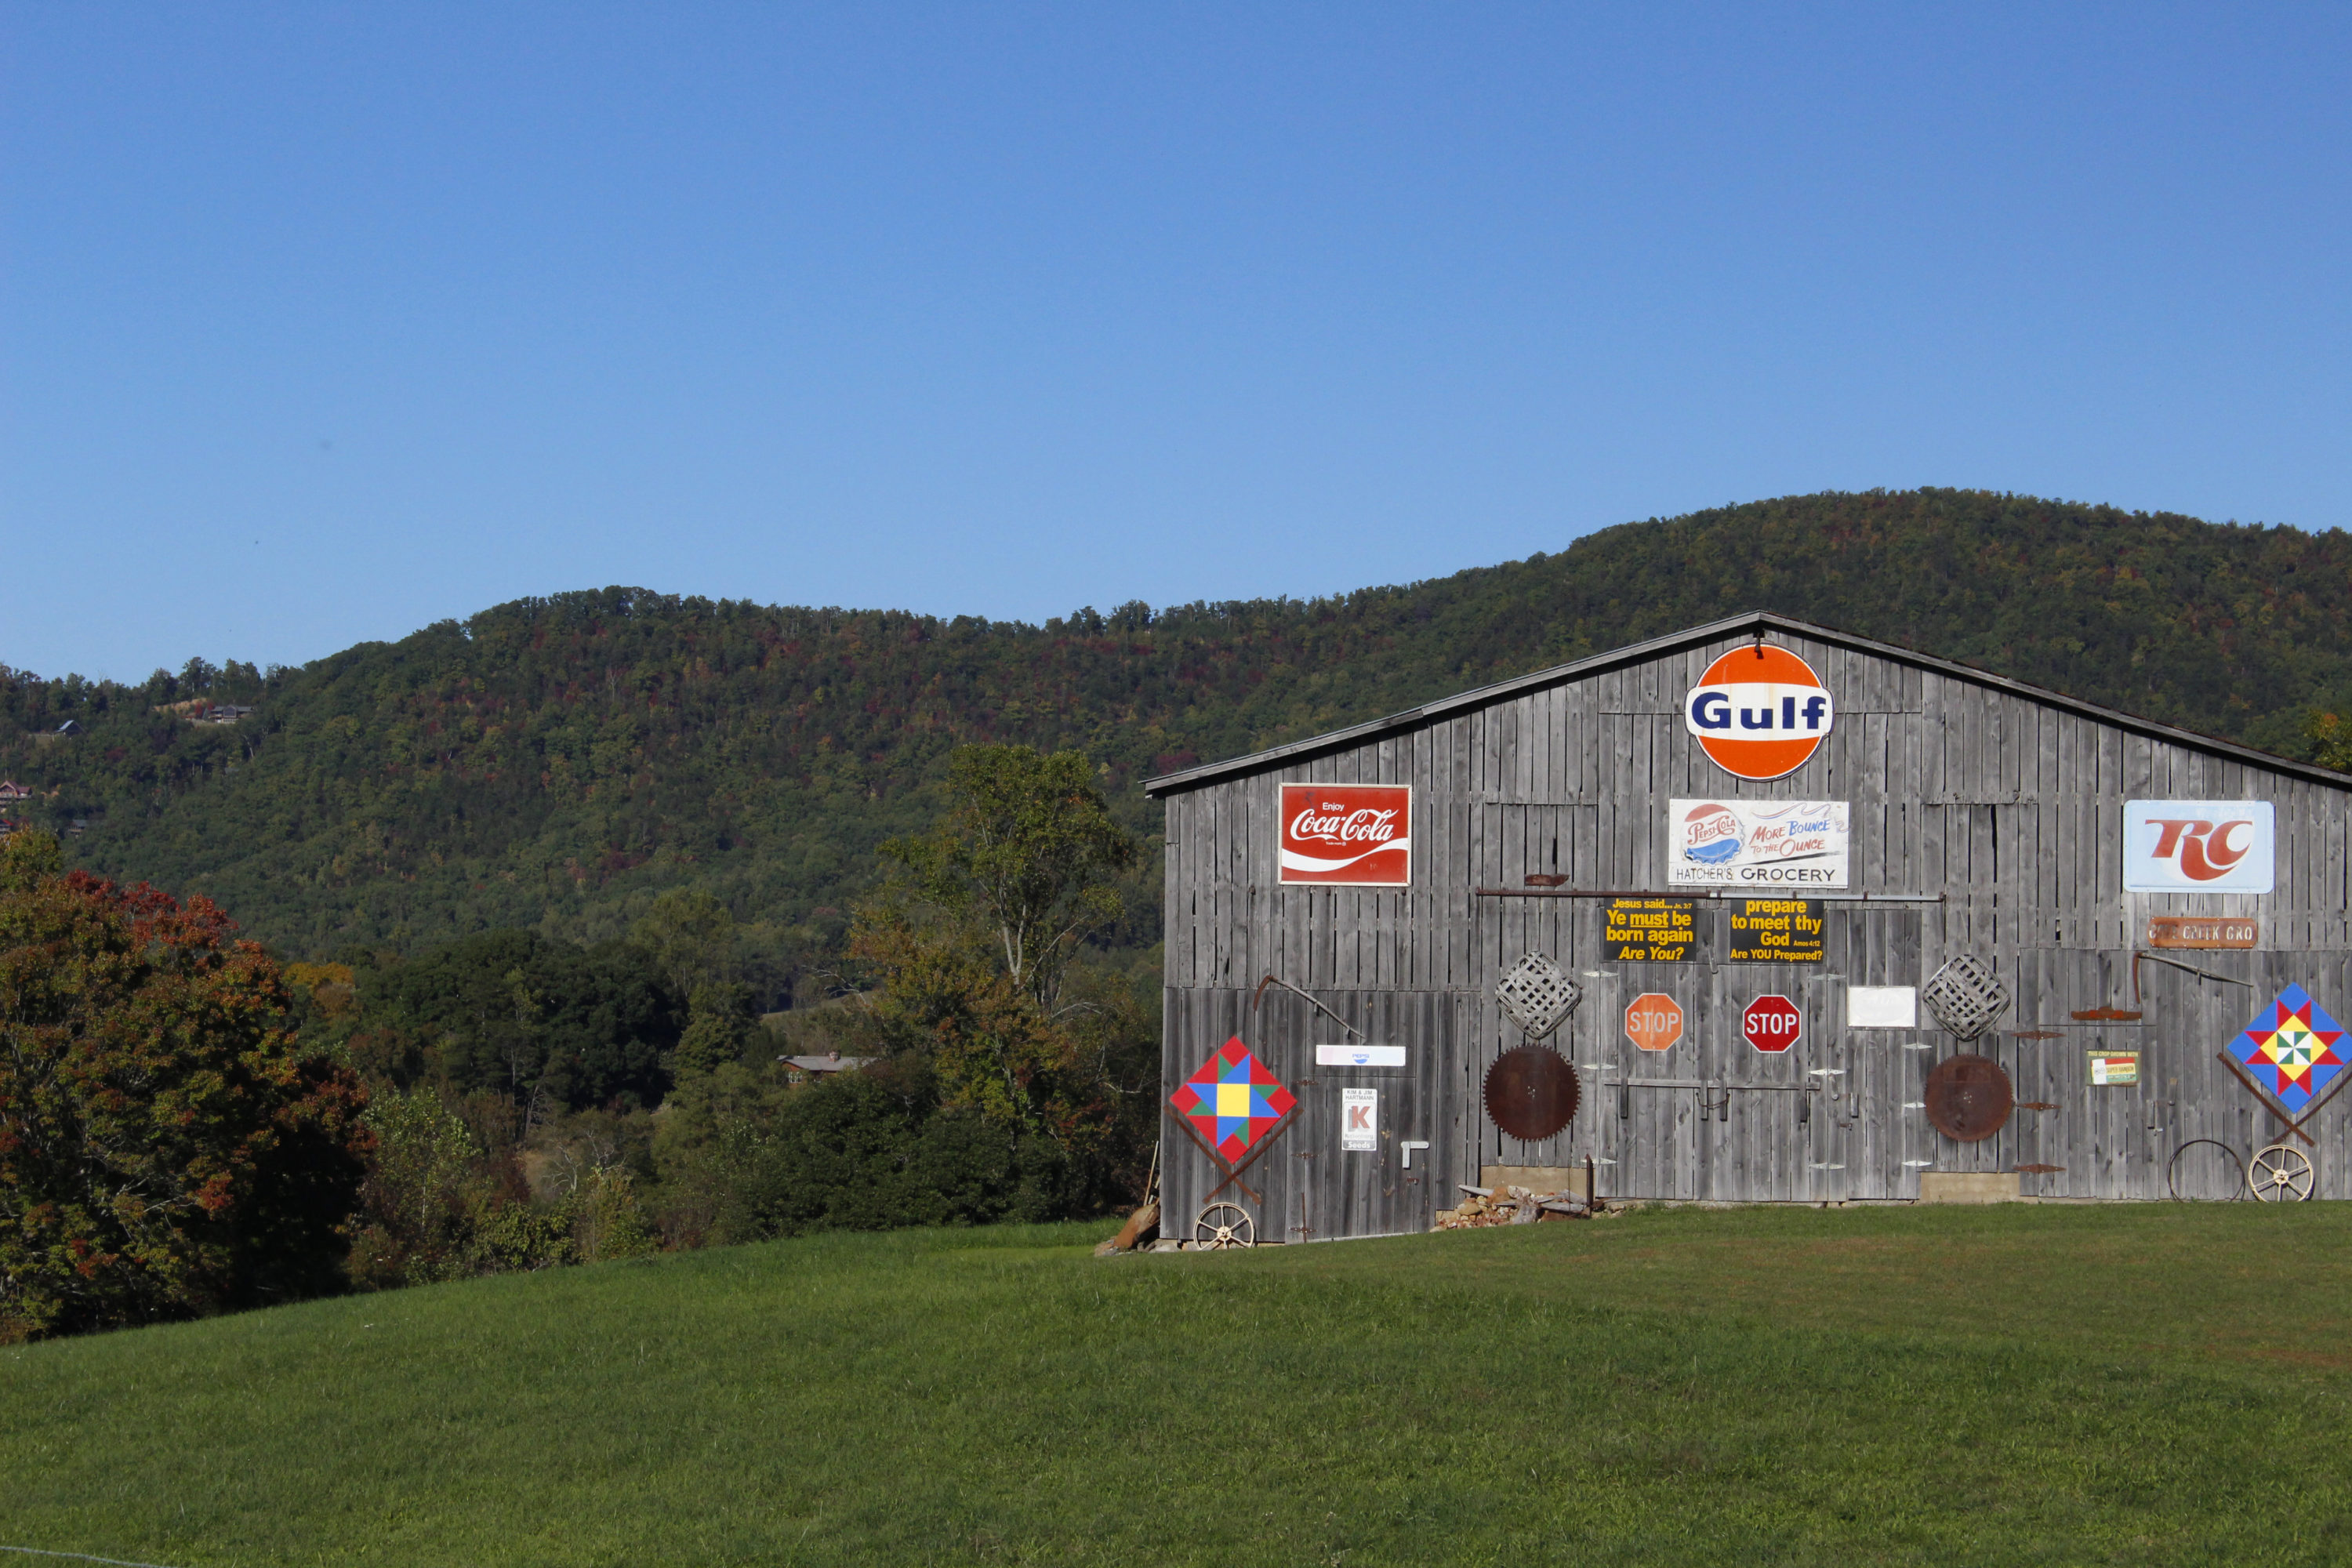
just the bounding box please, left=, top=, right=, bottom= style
left=5, top=4, right=2347, bottom=681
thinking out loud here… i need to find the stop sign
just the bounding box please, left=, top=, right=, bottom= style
left=1624, top=993, right=1684, bottom=1053
left=1743, top=994, right=1801, bottom=1053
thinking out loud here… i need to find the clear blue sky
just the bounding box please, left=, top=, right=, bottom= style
left=5, top=4, right=2347, bottom=681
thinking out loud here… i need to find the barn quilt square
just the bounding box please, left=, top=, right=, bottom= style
left=2228, top=984, right=2347, bottom=1112
left=1171, top=1036, right=1296, bottom=1162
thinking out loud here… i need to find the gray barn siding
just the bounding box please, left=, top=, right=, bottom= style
left=1156, top=624, right=2352, bottom=1240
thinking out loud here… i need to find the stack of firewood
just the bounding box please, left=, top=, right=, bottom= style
left=1432, top=1183, right=1595, bottom=1229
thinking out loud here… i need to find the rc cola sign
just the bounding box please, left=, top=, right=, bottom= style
left=1668, top=800, right=1849, bottom=888
left=2123, top=800, right=2274, bottom=894
left=1684, top=645, right=1834, bottom=781
left=1279, top=782, right=1411, bottom=886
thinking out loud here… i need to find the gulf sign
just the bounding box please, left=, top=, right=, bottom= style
left=2122, top=800, right=2274, bottom=894
left=1279, top=782, right=1411, bottom=886
left=1684, top=645, right=1834, bottom=780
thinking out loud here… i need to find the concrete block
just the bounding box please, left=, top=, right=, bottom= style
left=1916, top=1171, right=2020, bottom=1204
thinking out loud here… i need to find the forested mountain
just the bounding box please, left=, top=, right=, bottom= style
left=4, top=488, right=2348, bottom=987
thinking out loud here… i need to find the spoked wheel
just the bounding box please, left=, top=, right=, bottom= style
left=2249, top=1143, right=2316, bottom=1202
left=1193, top=1202, right=1255, bottom=1250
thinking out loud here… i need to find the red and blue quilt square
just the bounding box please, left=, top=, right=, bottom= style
left=2229, top=984, right=2347, bottom=1112
left=1171, top=1036, right=1296, bottom=1162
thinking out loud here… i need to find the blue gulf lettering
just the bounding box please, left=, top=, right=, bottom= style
left=1739, top=707, right=1775, bottom=731
left=1691, top=691, right=1731, bottom=730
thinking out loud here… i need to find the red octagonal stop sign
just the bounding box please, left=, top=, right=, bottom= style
left=1743, top=994, right=1802, bottom=1053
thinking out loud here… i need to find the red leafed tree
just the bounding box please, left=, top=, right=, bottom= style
left=0, top=832, right=369, bottom=1341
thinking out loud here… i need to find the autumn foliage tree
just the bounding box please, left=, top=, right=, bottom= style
left=847, top=746, right=1153, bottom=1189
left=0, top=831, right=369, bottom=1341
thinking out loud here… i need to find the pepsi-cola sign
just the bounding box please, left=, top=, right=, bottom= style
left=1668, top=800, right=1849, bottom=887
left=1279, top=782, right=1411, bottom=886
left=1684, top=645, right=1835, bottom=780
left=2123, top=800, right=2273, bottom=894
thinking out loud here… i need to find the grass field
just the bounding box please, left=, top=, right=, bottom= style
left=5, top=1203, right=2351, bottom=1566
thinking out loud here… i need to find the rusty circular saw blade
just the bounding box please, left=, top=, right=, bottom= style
left=1484, top=1044, right=1580, bottom=1142
left=1924, top=1052, right=2013, bottom=1142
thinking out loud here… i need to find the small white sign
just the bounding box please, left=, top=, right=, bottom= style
left=1315, top=1043, right=1406, bottom=1068
left=1341, top=1088, right=1378, bottom=1152
left=2123, top=800, right=2274, bottom=894
left=1668, top=800, right=1850, bottom=888
left=1847, top=986, right=1918, bottom=1029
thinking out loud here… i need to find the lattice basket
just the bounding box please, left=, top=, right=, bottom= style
left=1496, top=951, right=1583, bottom=1040
left=1922, top=953, right=2011, bottom=1040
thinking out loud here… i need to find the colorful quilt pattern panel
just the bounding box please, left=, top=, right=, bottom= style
left=2229, top=984, right=2347, bottom=1112
left=1171, top=1036, right=1296, bottom=1162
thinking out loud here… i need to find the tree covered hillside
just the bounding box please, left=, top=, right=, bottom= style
left=3, top=488, right=2347, bottom=978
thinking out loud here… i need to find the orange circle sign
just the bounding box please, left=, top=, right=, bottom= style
left=1683, top=645, right=1833, bottom=780
left=1625, top=993, right=1684, bottom=1053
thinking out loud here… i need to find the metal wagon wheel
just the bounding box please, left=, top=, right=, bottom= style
left=2249, top=1143, right=2316, bottom=1202
left=1193, top=1202, right=1256, bottom=1250
left=2166, top=1138, right=2246, bottom=1202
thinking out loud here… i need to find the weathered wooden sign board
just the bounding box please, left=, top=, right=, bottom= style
left=1602, top=898, right=1697, bottom=960
left=2146, top=916, right=2257, bottom=949
left=1727, top=898, right=1824, bottom=962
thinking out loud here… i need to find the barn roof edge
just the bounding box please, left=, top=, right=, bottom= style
left=1138, top=611, right=2352, bottom=796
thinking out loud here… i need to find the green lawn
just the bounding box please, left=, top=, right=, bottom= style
left=5, top=1204, right=2351, bottom=1566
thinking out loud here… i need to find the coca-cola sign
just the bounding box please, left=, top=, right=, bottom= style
left=1279, top=782, right=1411, bottom=886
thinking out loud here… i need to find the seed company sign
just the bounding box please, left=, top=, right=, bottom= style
left=1278, top=782, right=1411, bottom=886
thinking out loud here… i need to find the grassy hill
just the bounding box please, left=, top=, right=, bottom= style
left=5, top=1205, right=2350, bottom=1566
left=4, top=488, right=2349, bottom=978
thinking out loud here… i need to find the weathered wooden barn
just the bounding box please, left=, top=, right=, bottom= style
left=1145, top=612, right=2352, bottom=1242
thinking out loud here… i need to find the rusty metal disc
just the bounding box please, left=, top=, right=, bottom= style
left=1484, top=1044, right=1580, bottom=1141
left=1924, top=1052, right=2013, bottom=1142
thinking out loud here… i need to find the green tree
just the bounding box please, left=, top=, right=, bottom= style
left=0, top=831, right=369, bottom=1341
left=2308, top=710, right=2352, bottom=772
left=882, top=746, right=1135, bottom=1013
left=630, top=887, right=736, bottom=1000
left=674, top=982, right=760, bottom=1076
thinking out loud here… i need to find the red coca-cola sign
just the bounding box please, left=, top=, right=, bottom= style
left=1279, top=782, right=1411, bottom=886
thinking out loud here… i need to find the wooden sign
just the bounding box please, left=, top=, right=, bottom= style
left=2146, top=916, right=2257, bottom=949
left=1728, top=898, right=1825, bottom=963
left=1602, top=898, right=1696, bottom=960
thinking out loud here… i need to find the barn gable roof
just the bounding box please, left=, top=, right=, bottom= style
left=1141, top=611, right=2350, bottom=796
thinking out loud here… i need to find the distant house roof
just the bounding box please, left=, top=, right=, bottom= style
left=0, top=780, right=30, bottom=801
left=779, top=1051, right=872, bottom=1076
left=53, top=720, right=80, bottom=735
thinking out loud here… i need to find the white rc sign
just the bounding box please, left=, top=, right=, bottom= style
left=2122, top=800, right=2274, bottom=894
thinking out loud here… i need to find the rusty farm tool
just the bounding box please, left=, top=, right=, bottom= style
left=2213, top=1053, right=2333, bottom=1149
left=1484, top=1044, right=1581, bottom=1141
left=1163, top=1101, right=1299, bottom=1207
